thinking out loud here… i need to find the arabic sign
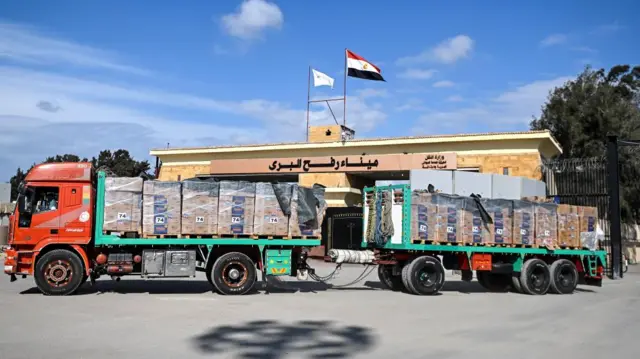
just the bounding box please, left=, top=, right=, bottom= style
left=209, top=153, right=456, bottom=174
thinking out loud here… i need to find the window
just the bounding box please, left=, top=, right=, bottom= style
left=33, top=187, right=60, bottom=214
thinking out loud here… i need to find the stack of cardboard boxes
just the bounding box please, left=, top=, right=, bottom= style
left=409, top=193, right=597, bottom=248
left=217, top=181, right=256, bottom=235
left=181, top=181, right=219, bottom=235
left=142, top=181, right=182, bottom=236
left=254, top=183, right=289, bottom=236
left=103, top=177, right=143, bottom=233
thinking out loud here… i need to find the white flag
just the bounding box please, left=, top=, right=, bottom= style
left=312, top=69, right=335, bottom=88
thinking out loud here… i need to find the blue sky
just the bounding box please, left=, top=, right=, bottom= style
left=0, top=0, right=638, bottom=181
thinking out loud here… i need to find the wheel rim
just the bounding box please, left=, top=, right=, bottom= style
left=417, top=264, right=438, bottom=289
left=556, top=265, right=575, bottom=288
left=529, top=263, right=548, bottom=290
left=221, top=261, right=248, bottom=288
left=44, top=260, right=74, bottom=288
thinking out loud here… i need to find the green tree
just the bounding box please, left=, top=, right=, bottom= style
left=9, top=150, right=153, bottom=201
left=531, top=64, right=640, bottom=221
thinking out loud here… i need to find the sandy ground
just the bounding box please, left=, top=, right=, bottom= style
left=0, top=260, right=639, bottom=359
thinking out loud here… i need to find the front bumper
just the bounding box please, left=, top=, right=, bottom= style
left=3, top=247, right=17, bottom=274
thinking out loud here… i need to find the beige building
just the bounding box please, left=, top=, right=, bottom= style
left=150, top=125, right=562, bottom=207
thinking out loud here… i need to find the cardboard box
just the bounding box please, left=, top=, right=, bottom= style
left=217, top=181, right=256, bottom=235
left=578, top=206, right=598, bottom=248
left=410, top=192, right=436, bottom=241
left=534, top=202, right=558, bottom=247
left=479, top=199, right=514, bottom=244
left=461, top=198, right=492, bottom=245
left=254, top=183, right=289, bottom=236
left=557, top=204, right=580, bottom=247
left=513, top=199, right=535, bottom=245
left=181, top=181, right=219, bottom=235
left=288, top=185, right=327, bottom=237
left=103, top=177, right=143, bottom=233
left=142, top=181, right=182, bottom=236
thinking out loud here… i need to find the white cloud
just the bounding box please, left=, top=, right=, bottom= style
left=540, top=34, right=568, bottom=47
left=414, top=76, right=572, bottom=134
left=398, top=69, right=437, bottom=80
left=396, top=35, right=474, bottom=66
left=446, top=95, right=464, bottom=102
left=0, top=66, right=384, bottom=180
left=433, top=80, right=455, bottom=88
left=356, top=88, right=389, bottom=98
left=590, top=21, right=623, bottom=36
left=0, top=21, right=150, bottom=75
left=220, top=0, right=284, bottom=40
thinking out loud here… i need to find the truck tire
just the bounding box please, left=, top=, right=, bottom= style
left=476, top=272, right=511, bottom=292
left=511, top=274, right=523, bottom=293
left=34, top=249, right=85, bottom=296
left=519, top=258, right=551, bottom=295
left=404, top=255, right=445, bottom=295
left=549, top=259, right=578, bottom=294
left=377, top=265, right=404, bottom=291
left=401, top=260, right=418, bottom=294
left=210, top=252, right=257, bottom=295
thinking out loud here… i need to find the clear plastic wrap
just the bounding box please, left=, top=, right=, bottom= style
left=181, top=181, right=219, bottom=235
left=103, top=177, right=143, bottom=232
left=479, top=198, right=514, bottom=244
left=142, top=181, right=182, bottom=236
left=254, top=183, right=289, bottom=236
left=512, top=199, right=535, bottom=245
left=578, top=206, right=598, bottom=249
left=410, top=192, right=466, bottom=243
left=557, top=204, right=579, bottom=247
left=217, top=181, right=256, bottom=235
left=534, top=202, right=558, bottom=247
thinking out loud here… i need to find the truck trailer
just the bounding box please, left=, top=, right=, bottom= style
left=3, top=163, right=607, bottom=296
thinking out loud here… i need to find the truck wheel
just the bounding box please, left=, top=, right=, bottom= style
left=405, top=256, right=445, bottom=295
left=519, top=258, right=551, bottom=295
left=401, top=260, right=417, bottom=294
left=211, top=252, right=257, bottom=295
left=549, top=259, right=578, bottom=294
left=34, top=249, right=85, bottom=296
left=477, top=272, right=511, bottom=292
left=511, top=274, right=523, bottom=293
left=377, top=265, right=404, bottom=291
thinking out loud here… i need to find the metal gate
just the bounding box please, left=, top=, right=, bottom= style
left=540, top=157, right=614, bottom=276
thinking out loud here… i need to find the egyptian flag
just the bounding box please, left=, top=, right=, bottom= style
left=346, top=49, right=385, bottom=82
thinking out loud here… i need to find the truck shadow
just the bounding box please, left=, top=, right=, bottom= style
left=18, top=279, right=376, bottom=296
left=191, top=320, right=376, bottom=359
left=363, top=280, right=596, bottom=294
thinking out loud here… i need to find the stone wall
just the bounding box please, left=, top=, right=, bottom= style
left=457, top=153, right=542, bottom=179
left=157, top=164, right=210, bottom=181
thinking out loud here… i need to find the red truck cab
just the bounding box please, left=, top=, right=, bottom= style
left=4, top=162, right=95, bottom=294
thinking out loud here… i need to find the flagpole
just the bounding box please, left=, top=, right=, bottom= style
left=343, top=48, right=347, bottom=127
left=306, top=65, right=311, bottom=142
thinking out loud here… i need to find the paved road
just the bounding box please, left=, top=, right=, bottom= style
left=1, top=261, right=639, bottom=359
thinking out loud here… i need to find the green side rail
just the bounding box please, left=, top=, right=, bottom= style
left=361, top=185, right=608, bottom=272
left=93, top=171, right=321, bottom=248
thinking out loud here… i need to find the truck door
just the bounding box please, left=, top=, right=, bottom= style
left=59, top=184, right=92, bottom=241
left=15, top=185, right=60, bottom=245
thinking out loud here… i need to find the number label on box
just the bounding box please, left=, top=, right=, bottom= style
left=196, top=216, right=205, bottom=223
left=231, top=216, right=241, bottom=223
left=269, top=217, right=279, bottom=223
left=117, top=212, right=128, bottom=220
left=155, top=216, right=165, bottom=224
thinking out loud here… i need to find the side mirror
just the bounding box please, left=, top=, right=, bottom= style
left=17, top=195, right=31, bottom=214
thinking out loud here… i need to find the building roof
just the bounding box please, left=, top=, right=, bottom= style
left=150, top=130, right=562, bottom=156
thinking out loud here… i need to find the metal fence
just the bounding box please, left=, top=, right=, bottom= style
left=540, top=157, right=615, bottom=277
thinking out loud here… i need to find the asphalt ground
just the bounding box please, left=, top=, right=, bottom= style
left=1, top=260, right=639, bottom=359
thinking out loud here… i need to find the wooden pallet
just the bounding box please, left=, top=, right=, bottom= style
left=142, top=234, right=179, bottom=239
left=103, top=230, right=140, bottom=237
left=182, top=234, right=218, bottom=239
left=219, top=234, right=255, bottom=239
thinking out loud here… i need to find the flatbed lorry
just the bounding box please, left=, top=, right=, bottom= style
left=3, top=163, right=607, bottom=296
